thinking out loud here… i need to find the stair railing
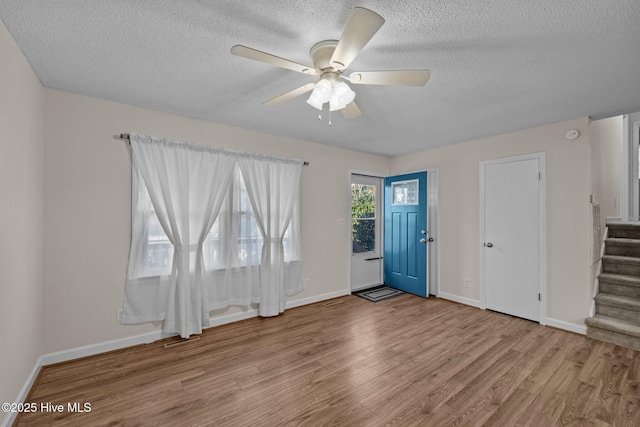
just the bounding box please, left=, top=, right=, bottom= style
left=590, top=226, right=608, bottom=316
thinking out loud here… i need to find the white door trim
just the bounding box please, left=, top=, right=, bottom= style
left=426, top=168, right=440, bottom=297
left=479, top=152, right=547, bottom=325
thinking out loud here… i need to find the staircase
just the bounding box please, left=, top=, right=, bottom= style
left=586, top=223, right=640, bottom=351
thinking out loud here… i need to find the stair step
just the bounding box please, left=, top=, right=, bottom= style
left=586, top=314, right=640, bottom=351
left=608, top=223, right=640, bottom=240
left=600, top=281, right=640, bottom=298
left=605, top=238, right=640, bottom=257
left=595, top=293, right=640, bottom=325
left=598, top=272, right=640, bottom=287
left=585, top=314, right=640, bottom=338
left=595, top=292, right=640, bottom=310
left=601, top=255, right=640, bottom=276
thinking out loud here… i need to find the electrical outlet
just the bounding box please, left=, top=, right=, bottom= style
left=305, top=278, right=311, bottom=288
left=336, top=218, right=346, bottom=226
left=464, top=278, right=471, bottom=288
left=116, top=308, right=123, bottom=323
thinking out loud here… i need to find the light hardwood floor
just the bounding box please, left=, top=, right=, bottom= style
left=15, top=294, right=640, bottom=426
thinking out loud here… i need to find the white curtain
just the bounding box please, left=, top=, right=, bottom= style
left=123, top=133, right=235, bottom=337
left=122, top=133, right=305, bottom=336
left=204, top=168, right=262, bottom=308
left=239, top=156, right=303, bottom=316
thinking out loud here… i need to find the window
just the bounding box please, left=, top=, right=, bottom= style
left=203, top=168, right=265, bottom=271
left=352, top=183, right=376, bottom=253
left=143, top=210, right=173, bottom=276
left=138, top=168, right=291, bottom=277
left=392, top=179, right=419, bottom=205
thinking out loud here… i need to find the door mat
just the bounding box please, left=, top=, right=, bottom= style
left=353, top=286, right=404, bottom=303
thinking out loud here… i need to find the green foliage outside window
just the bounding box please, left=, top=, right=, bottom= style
left=352, top=184, right=376, bottom=253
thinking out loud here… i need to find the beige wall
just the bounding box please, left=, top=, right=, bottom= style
left=0, top=19, right=45, bottom=408
left=42, top=89, right=390, bottom=353
left=390, top=118, right=592, bottom=327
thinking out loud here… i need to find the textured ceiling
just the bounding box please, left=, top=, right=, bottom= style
left=2, top=0, right=640, bottom=156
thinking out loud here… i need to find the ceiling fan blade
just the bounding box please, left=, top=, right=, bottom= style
left=341, top=101, right=362, bottom=119
left=231, top=45, right=318, bottom=75
left=263, top=83, right=316, bottom=106
left=330, top=7, right=385, bottom=71
left=349, top=70, right=431, bottom=86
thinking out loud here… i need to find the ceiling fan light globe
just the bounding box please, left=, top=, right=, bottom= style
left=313, top=87, right=331, bottom=103
left=329, top=94, right=346, bottom=111
left=332, top=81, right=350, bottom=96
left=338, top=89, right=356, bottom=106
left=312, top=79, right=333, bottom=103
left=306, top=93, right=324, bottom=110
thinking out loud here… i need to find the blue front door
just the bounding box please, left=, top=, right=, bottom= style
left=384, top=172, right=428, bottom=297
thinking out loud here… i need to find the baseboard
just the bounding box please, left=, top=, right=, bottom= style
left=286, top=289, right=350, bottom=309
left=41, top=329, right=173, bottom=366
left=437, top=293, right=587, bottom=335
left=545, top=317, right=587, bottom=335
left=205, top=309, right=259, bottom=328
left=2, top=355, right=44, bottom=427
left=438, top=292, right=482, bottom=308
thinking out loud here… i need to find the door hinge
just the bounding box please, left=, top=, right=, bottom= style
left=538, top=293, right=541, bottom=301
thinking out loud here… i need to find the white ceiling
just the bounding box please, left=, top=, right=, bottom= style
left=2, top=0, right=639, bottom=156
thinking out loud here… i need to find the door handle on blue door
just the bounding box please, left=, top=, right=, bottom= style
left=419, top=238, right=427, bottom=244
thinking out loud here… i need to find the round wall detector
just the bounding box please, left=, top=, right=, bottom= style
left=565, top=129, right=580, bottom=140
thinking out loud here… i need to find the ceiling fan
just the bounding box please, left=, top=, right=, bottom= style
left=230, top=7, right=431, bottom=121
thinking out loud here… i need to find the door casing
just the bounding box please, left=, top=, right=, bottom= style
left=426, top=168, right=439, bottom=297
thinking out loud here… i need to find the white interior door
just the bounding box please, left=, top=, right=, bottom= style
left=351, top=174, right=382, bottom=290
left=481, top=155, right=543, bottom=322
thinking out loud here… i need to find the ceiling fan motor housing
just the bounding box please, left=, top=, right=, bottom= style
left=310, top=40, right=340, bottom=72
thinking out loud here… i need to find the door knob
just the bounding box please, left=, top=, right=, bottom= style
left=421, top=230, right=427, bottom=235
left=419, top=238, right=427, bottom=244
left=485, top=242, right=493, bottom=248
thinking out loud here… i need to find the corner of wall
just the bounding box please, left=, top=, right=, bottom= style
left=0, top=17, right=45, bottom=425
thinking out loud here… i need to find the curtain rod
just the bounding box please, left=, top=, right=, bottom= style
left=118, top=134, right=309, bottom=166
